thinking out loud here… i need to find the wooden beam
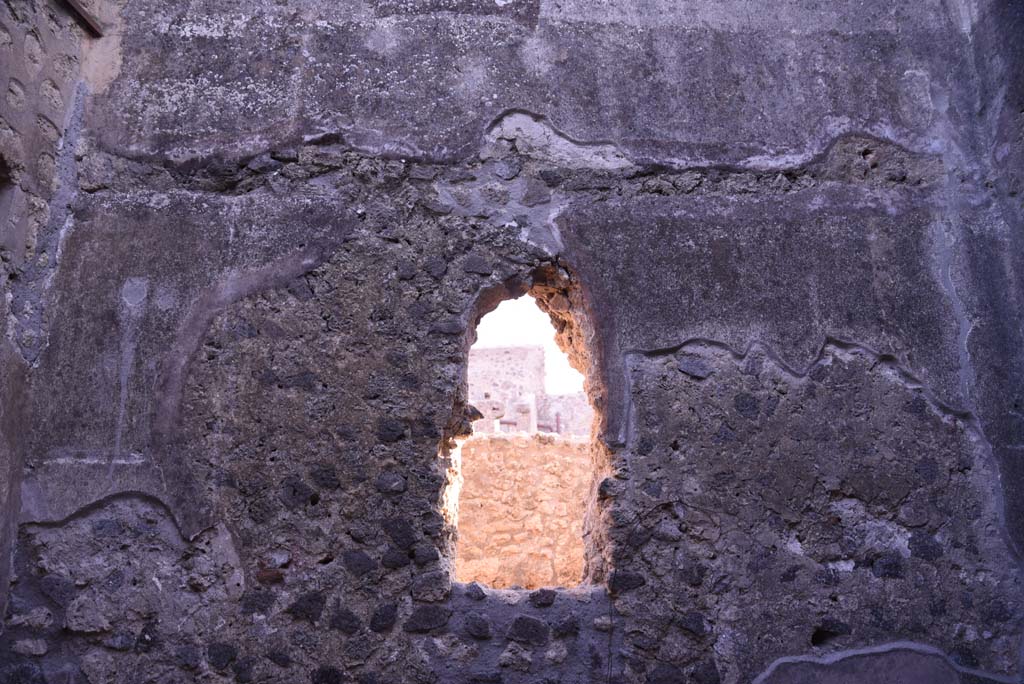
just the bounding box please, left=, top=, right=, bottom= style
left=63, top=0, right=105, bottom=37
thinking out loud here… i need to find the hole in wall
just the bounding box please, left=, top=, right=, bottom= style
left=810, top=627, right=839, bottom=646
left=440, top=266, right=608, bottom=590
left=810, top=620, right=851, bottom=647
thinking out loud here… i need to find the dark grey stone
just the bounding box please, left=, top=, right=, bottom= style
left=552, top=615, right=580, bottom=638
left=266, top=651, right=292, bottom=668
left=462, top=255, right=494, bottom=276
left=609, top=571, right=646, bottom=594
left=309, top=465, right=341, bottom=490
left=403, top=606, right=452, bottom=633
left=506, top=615, right=550, bottom=646
left=733, top=393, right=760, bottom=420
left=240, top=589, right=276, bottom=615
left=369, top=604, right=398, bottom=633
left=908, top=532, right=944, bottom=562
left=464, top=613, right=492, bottom=640
left=279, top=477, right=317, bottom=509
left=342, top=550, right=377, bottom=577
left=329, top=605, right=361, bottom=635
left=207, top=643, right=238, bottom=671
left=312, top=666, right=346, bottom=684
left=375, top=418, right=406, bottom=443
left=464, top=582, right=486, bottom=601
left=285, top=592, right=326, bottom=624
left=381, top=547, right=411, bottom=569
left=412, top=543, right=440, bottom=566
left=677, top=356, right=713, bottom=380
left=374, top=472, right=407, bottom=494
left=677, top=612, right=707, bottom=637
left=871, top=552, right=904, bottom=579
left=647, top=663, right=684, bottom=684
left=529, top=589, right=557, bottom=607
left=383, top=518, right=418, bottom=550
left=175, top=644, right=201, bottom=670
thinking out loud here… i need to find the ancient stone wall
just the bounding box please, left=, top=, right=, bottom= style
left=536, top=393, right=591, bottom=436
left=1, top=0, right=90, bottom=358
left=0, top=0, right=89, bottom=626
left=454, top=434, right=592, bottom=589
left=469, top=347, right=545, bottom=404
left=0, top=2, right=1022, bottom=684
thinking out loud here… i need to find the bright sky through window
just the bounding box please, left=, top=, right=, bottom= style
left=473, top=296, right=585, bottom=395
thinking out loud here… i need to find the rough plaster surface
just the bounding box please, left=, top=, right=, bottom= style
left=1, top=0, right=1023, bottom=683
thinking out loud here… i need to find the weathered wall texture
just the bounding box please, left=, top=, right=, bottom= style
left=0, top=0, right=90, bottom=627
left=1, top=1, right=1023, bottom=683
left=454, top=434, right=591, bottom=589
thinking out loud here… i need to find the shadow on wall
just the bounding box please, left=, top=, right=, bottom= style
left=0, top=158, right=12, bottom=239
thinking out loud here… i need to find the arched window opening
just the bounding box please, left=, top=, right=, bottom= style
left=444, top=282, right=601, bottom=590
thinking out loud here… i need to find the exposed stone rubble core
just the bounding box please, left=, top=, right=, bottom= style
left=621, top=342, right=1021, bottom=676
left=0, top=1, right=1023, bottom=683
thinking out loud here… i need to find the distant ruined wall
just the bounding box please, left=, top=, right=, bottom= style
left=0, top=1, right=1023, bottom=684
left=537, top=393, right=591, bottom=436
left=468, top=347, right=545, bottom=403
left=468, top=345, right=591, bottom=436
left=454, top=434, right=592, bottom=589
left=468, top=346, right=545, bottom=433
